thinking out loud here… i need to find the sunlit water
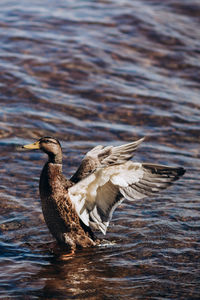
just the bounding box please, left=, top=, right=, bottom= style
left=0, top=0, right=200, bottom=299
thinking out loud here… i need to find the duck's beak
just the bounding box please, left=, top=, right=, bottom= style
left=23, top=141, right=40, bottom=150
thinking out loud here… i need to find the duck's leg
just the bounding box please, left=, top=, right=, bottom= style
left=59, top=249, right=75, bottom=260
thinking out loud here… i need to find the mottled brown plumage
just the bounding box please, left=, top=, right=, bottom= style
left=39, top=162, right=96, bottom=250
left=23, top=136, right=185, bottom=251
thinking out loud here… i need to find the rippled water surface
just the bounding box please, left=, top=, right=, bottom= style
left=0, top=0, right=200, bottom=299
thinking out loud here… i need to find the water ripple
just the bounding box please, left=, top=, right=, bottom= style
left=0, top=0, right=199, bottom=298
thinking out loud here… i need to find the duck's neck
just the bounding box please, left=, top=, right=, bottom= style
left=47, top=162, right=63, bottom=177
left=48, top=152, right=62, bottom=164
left=39, top=162, right=63, bottom=199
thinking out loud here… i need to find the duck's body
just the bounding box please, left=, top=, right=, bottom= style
left=39, top=162, right=97, bottom=251
left=23, top=137, right=185, bottom=251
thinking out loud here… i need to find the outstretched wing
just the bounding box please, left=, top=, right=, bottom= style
left=68, top=162, right=185, bottom=235
left=70, top=137, right=145, bottom=183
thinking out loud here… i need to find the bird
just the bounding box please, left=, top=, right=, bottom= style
left=23, top=136, right=185, bottom=252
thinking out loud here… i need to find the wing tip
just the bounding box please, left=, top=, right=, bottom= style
left=177, top=167, right=185, bottom=177
left=131, top=136, right=145, bottom=146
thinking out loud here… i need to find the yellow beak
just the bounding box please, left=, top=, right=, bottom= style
left=23, top=141, right=40, bottom=150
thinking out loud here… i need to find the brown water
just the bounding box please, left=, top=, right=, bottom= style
left=0, top=0, right=200, bottom=299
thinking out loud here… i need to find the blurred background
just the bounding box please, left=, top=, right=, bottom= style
left=0, top=0, right=199, bottom=299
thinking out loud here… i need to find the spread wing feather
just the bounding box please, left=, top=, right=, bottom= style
left=70, top=137, right=144, bottom=183
left=69, top=161, right=185, bottom=234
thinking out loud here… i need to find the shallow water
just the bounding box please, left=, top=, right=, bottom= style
left=0, top=0, right=200, bottom=299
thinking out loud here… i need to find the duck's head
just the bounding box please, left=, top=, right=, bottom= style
left=23, top=137, right=62, bottom=164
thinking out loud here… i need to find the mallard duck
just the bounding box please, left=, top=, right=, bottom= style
left=23, top=137, right=185, bottom=252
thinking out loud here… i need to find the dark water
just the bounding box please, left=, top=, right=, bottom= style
left=0, top=0, right=200, bottom=298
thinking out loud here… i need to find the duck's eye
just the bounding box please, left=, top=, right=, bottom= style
left=43, top=139, right=57, bottom=145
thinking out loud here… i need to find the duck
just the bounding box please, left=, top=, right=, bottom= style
left=23, top=136, right=185, bottom=252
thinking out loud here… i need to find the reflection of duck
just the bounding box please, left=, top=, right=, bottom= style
left=23, top=137, right=185, bottom=252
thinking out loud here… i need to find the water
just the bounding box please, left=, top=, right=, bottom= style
left=0, top=0, right=200, bottom=298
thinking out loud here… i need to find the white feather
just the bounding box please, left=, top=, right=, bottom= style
left=68, top=161, right=144, bottom=233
